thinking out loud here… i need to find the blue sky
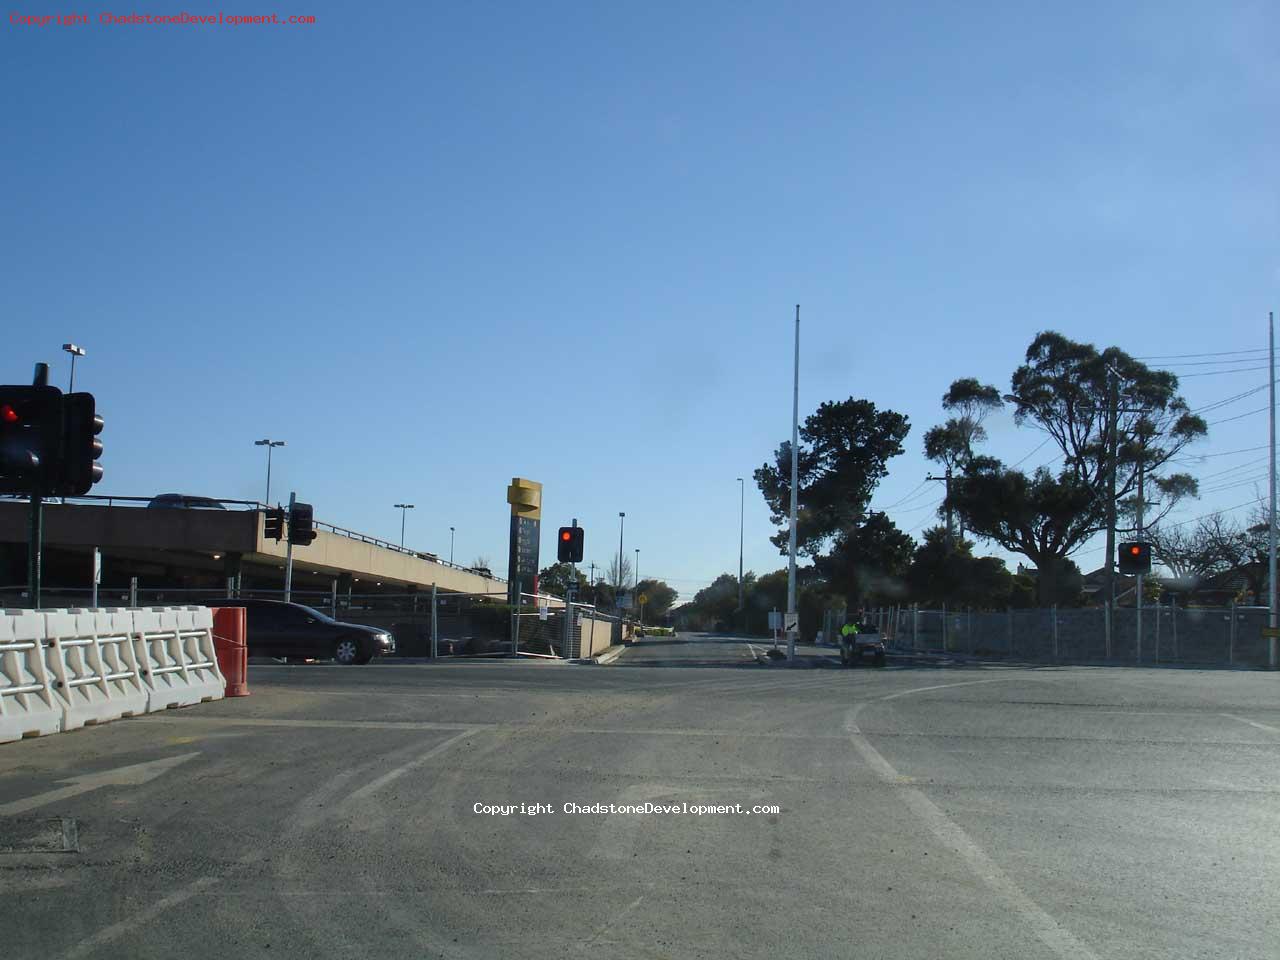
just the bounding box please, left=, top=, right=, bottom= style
left=3, top=1, right=1277, bottom=596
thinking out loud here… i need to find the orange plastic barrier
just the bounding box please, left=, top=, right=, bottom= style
left=210, top=606, right=250, bottom=698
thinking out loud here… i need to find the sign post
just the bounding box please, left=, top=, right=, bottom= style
left=506, top=478, right=542, bottom=606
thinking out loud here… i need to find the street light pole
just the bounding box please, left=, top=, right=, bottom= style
left=1270, top=311, right=1277, bottom=670
left=635, top=548, right=640, bottom=590
left=449, top=526, right=455, bottom=565
left=786, top=305, right=800, bottom=661
left=62, top=343, right=85, bottom=392
left=617, top=511, right=626, bottom=604
left=737, top=477, right=745, bottom=633
left=394, top=504, right=415, bottom=549
left=254, top=439, right=285, bottom=505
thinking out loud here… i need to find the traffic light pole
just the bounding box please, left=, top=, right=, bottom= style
left=284, top=490, right=296, bottom=603
left=23, top=363, right=50, bottom=609
left=28, top=490, right=42, bottom=609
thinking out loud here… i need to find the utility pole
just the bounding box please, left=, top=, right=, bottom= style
left=925, top=469, right=954, bottom=547
left=737, top=477, right=745, bottom=634
left=1270, top=311, right=1277, bottom=670
left=617, top=512, right=626, bottom=608
left=786, top=305, right=800, bottom=661
left=1136, top=441, right=1145, bottom=663
left=1104, top=368, right=1119, bottom=610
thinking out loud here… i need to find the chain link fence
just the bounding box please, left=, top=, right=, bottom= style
left=0, top=585, right=633, bottom=661
left=868, top=602, right=1276, bottom=668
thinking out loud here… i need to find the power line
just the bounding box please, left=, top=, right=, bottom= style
left=1164, top=496, right=1265, bottom=529
left=1174, top=443, right=1269, bottom=461
left=1208, top=406, right=1268, bottom=426
left=895, top=496, right=945, bottom=515
left=1158, top=356, right=1271, bottom=368
left=1194, top=455, right=1269, bottom=483
left=880, top=479, right=932, bottom=510
left=1177, top=365, right=1271, bottom=378
left=1009, top=436, right=1052, bottom=468
left=1137, top=347, right=1267, bottom=360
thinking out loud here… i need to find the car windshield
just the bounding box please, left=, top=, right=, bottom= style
left=7, top=7, right=1277, bottom=959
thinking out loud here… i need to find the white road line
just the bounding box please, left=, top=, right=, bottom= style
left=1222, top=713, right=1280, bottom=735
left=344, top=729, right=476, bottom=802
left=744, top=642, right=759, bottom=660
left=60, top=876, right=220, bottom=959
left=845, top=677, right=1099, bottom=960
left=878, top=677, right=1010, bottom=701
left=57, top=730, right=478, bottom=957
left=849, top=731, right=1099, bottom=958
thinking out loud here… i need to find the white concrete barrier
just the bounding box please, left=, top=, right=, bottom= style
left=0, top=606, right=224, bottom=745
left=132, top=606, right=224, bottom=711
left=44, top=608, right=148, bottom=731
left=0, top=609, right=62, bottom=743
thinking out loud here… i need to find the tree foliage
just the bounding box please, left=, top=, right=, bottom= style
left=755, top=398, right=910, bottom=558
left=949, top=332, right=1207, bottom=602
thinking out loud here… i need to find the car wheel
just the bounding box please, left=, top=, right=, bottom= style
left=334, top=638, right=361, bottom=665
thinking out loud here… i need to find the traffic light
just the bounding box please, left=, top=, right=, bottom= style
left=289, top=502, right=317, bottom=546
left=557, top=525, right=584, bottom=563
left=264, top=506, right=285, bottom=541
left=54, top=392, right=104, bottom=496
left=0, top=385, right=63, bottom=494
left=1117, top=541, right=1151, bottom=575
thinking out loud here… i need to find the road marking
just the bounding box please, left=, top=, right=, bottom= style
left=847, top=731, right=1099, bottom=959
left=743, top=642, right=759, bottom=660
left=0, top=753, right=199, bottom=817
left=878, top=677, right=1010, bottom=701
left=1222, top=713, right=1280, bottom=735
left=60, top=876, right=220, bottom=959
left=55, top=732, right=477, bottom=956
left=146, top=713, right=852, bottom=739
left=343, top=729, right=476, bottom=803
left=847, top=677, right=1098, bottom=960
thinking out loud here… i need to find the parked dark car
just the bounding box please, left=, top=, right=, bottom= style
left=215, top=598, right=395, bottom=664
left=148, top=493, right=227, bottom=510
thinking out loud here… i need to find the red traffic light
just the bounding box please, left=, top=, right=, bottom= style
left=1129, top=545, right=1141, bottom=556
left=561, top=530, right=572, bottom=542
left=1, top=404, right=18, bottom=424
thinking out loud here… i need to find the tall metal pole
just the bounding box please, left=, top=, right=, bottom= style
left=635, top=548, right=639, bottom=590
left=1136, top=449, right=1144, bottom=663
left=449, top=526, right=455, bottom=565
left=786, top=305, right=800, bottom=660
left=1105, top=370, right=1118, bottom=611
left=617, top=511, right=626, bottom=601
left=28, top=492, right=42, bottom=608
left=394, top=504, right=414, bottom=549
left=68, top=354, right=77, bottom=393
left=737, top=477, right=745, bottom=633
left=27, top=361, right=49, bottom=608
left=265, top=444, right=274, bottom=505
left=1270, top=311, right=1277, bottom=670
left=431, top=582, right=438, bottom=659
left=284, top=491, right=296, bottom=602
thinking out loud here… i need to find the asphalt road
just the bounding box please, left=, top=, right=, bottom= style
left=2, top=632, right=1278, bottom=959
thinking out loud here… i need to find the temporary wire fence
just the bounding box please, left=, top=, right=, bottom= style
left=861, top=602, right=1276, bottom=669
